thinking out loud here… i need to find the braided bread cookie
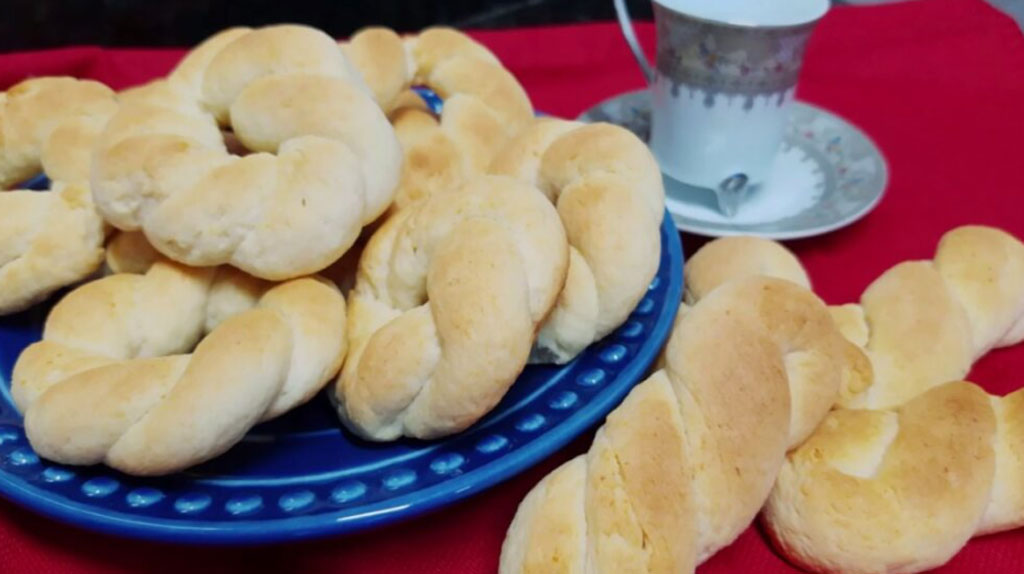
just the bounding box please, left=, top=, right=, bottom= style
left=0, top=183, right=107, bottom=315
left=344, top=27, right=534, bottom=209
left=0, top=77, right=118, bottom=186
left=91, top=24, right=402, bottom=280
left=500, top=272, right=866, bottom=573
left=490, top=119, right=665, bottom=364
left=682, top=235, right=810, bottom=303
left=334, top=175, right=568, bottom=440
left=683, top=235, right=874, bottom=358
left=11, top=259, right=346, bottom=476
left=0, top=77, right=118, bottom=315
left=756, top=225, right=1024, bottom=574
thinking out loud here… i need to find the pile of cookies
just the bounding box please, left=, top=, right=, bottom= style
left=4, top=20, right=1024, bottom=574
left=0, top=24, right=664, bottom=474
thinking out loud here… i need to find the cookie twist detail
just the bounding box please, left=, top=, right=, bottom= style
left=12, top=259, right=346, bottom=476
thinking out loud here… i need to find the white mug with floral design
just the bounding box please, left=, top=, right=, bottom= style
left=615, top=0, right=829, bottom=214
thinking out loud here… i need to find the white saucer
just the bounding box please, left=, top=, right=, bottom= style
left=578, top=89, right=889, bottom=239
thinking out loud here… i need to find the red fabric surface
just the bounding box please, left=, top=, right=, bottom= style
left=2, top=0, right=1024, bottom=572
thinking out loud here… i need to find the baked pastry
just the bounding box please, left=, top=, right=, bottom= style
left=0, top=184, right=107, bottom=314
left=341, top=27, right=416, bottom=114
left=682, top=235, right=810, bottom=303
left=500, top=272, right=864, bottom=573
left=344, top=27, right=534, bottom=209
left=91, top=25, right=402, bottom=280
left=623, top=228, right=1024, bottom=574
left=335, top=175, right=569, bottom=440
left=0, top=77, right=118, bottom=187
left=12, top=258, right=347, bottom=476
left=104, top=230, right=162, bottom=274
left=491, top=119, right=665, bottom=363
left=763, top=225, right=1024, bottom=574
left=0, top=77, right=117, bottom=315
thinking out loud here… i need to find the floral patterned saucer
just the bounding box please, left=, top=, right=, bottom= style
left=579, top=89, right=888, bottom=239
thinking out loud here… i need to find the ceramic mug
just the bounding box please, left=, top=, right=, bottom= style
left=615, top=0, right=828, bottom=212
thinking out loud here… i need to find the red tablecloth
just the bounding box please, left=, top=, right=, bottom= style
left=2, top=0, right=1023, bottom=572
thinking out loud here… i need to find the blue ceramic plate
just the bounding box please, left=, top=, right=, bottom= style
left=0, top=213, right=682, bottom=544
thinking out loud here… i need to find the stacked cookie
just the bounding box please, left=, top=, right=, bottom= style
left=0, top=78, right=116, bottom=314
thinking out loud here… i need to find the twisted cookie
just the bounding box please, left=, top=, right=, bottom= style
left=500, top=272, right=865, bottom=573
left=92, top=25, right=402, bottom=280
left=761, top=225, right=1024, bottom=574
left=0, top=183, right=106, bottom=314
left=0, top=77, right=118, bottom=186
left=491, top=119, right=665, bottom=363
left=12, top=259, right=346, bottom=476
left=335, top=175, right=568, bottom=440
left=0, top=77, right=118, bottom=315
left=344, top=27, right=534, bottom=209
left=681, top=235, right=811, bottom=303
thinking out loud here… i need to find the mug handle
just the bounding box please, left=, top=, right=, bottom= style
left=613, top=0, right=655, bottom=84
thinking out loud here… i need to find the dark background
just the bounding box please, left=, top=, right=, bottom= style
left=3, top=0, right=656, bottom=52
left=4, top=1, right=1021, bottom=52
